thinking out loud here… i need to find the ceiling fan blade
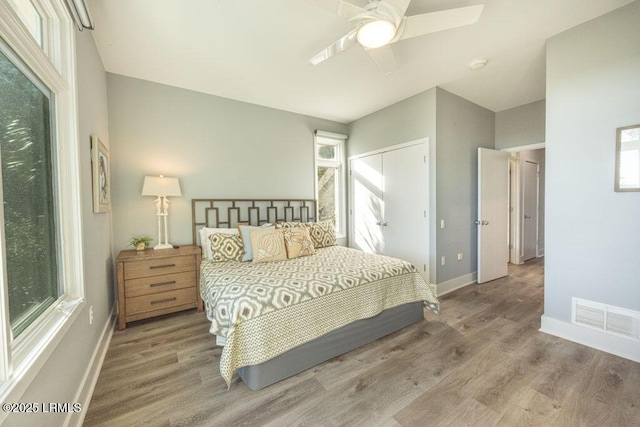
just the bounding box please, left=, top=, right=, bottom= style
left=383, top=0, right=411, bottom=17
left=305, top=0, right=368, bottom=19
left=309, top=29, right=358, bottom=65
left=366, top=44, right=398, bottom=74
left=399, top=4, right=484, bottom=40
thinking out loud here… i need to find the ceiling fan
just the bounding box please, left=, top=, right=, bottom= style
left=307, top=0, right=484, bottom=73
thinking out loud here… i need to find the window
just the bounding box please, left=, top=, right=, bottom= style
left=0, top=0, right=84, bottom=408
left=6, top=0, right=43, bottom=47
left=1, top=46, right=59, bottom=338
left=314, top=131, right=347, bottom=237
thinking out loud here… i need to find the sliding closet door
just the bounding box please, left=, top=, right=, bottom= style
left=383, top=144, right=429, bottom=279
left=351, top=153, right=384, bottom=254
left=349, top=140, right=430, bottom=281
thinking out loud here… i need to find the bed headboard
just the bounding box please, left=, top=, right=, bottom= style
left=191, top=198, right=317, bottom=245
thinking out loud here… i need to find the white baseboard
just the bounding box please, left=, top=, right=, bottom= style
left=537, top=248, right=545, bottom=257
left=540, top=315, right=640, bottom=363
left=436, top=272, right=477, bottom=296
left=65, top=306, right=116, bottom=427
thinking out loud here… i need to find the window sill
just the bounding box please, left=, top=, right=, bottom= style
left=0, top=296, right=84, bottom=419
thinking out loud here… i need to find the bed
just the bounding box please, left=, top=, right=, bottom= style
left=192, top=199, right=439, bottom=390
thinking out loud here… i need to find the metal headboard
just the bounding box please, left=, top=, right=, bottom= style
left=191, top=198, right=317, bottom=245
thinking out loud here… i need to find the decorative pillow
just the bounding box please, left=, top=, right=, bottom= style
left=282, top=227, right=316, bottom=259
left=306, top=220, right=336, bottom=248
left=277, top=221, right=302, bottom=228
left=209, top=233, right=244, bottom=262
left=199, top=227, right=239, bottom=260
left=249, top=229, right=287, bottom=263
left=238, top=224, right=276, bottom=261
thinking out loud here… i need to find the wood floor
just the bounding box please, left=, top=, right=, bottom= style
left=85, top=258, right=640, bottom=426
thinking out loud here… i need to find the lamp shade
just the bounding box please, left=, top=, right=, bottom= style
left=141, top=176, right=182, bottom=197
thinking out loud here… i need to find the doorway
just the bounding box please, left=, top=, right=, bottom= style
left=477, top=145, right=545, bottom=282
left=507, top=148, right=545, bottom=265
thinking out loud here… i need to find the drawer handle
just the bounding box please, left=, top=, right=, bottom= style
left=150, top=297, right=177, bottom=305
left=150, top=280, right=176, bottom=288
left=150, top=263, right=176, bottom=270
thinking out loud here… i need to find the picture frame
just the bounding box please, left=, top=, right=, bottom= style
left=91, top=135, right=111, bottom=213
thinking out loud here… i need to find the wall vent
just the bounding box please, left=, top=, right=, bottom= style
left=573, top=298, right=640, bottom=341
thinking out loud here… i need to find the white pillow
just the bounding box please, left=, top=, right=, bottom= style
left=199, top=227, right=239, bottom=260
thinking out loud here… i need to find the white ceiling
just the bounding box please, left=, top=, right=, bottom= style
left=88, top=0, right=634, bottom=123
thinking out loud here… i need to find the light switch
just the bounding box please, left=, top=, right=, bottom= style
left=440, top=219, right=445, bottom=229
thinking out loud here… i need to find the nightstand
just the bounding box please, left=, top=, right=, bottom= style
left=116, top=244, right=202, bottom=330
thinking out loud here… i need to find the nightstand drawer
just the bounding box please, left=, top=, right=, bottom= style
left=126, top=287, right=197, bottom=316
left=124, top=255, right=195, bottom=280
left=125, top=271, right=196, bottom=297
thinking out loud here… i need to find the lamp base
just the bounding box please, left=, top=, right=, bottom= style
left=154, top=243, right=174, bottom=250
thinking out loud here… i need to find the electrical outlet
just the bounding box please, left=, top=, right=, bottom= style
left=89, top=305, right=94, bottom=325
left=440, top=219, right=445, bottom=229
left=457, top=253, right=464, bottom=261
left=441, top=256, right=446, bottom=266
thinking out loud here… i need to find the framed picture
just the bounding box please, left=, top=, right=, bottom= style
left=91, top=135, right=111, bottom=213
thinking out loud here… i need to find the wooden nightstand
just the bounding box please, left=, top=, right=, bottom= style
left=116, top=245, right=202, bottom=330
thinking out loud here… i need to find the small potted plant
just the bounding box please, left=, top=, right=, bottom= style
left=130, top=236, right=153, bottom=251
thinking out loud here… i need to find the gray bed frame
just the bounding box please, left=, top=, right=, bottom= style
left=192, top=198, right=425, bottom=390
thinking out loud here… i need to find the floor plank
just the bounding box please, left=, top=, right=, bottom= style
left=85, top=258, right=640, bottom=426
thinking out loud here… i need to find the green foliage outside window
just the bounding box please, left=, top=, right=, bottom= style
left=317, top=166, right=336, bottom=226
left=0, top=48, right=59, bottom=337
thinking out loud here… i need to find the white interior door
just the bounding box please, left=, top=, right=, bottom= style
left=522, top=160, right=538, bottom=261
left=350, top=153, right=384, bottom=254
left=383, top=143, right=429, bottom=280
left=477, top=148, right=509, bottom=283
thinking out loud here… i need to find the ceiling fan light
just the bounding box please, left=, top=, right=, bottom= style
left=357, top=20, right=396, bottom=49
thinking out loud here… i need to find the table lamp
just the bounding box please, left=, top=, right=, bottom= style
left=141, top=175, right=182, bottom=249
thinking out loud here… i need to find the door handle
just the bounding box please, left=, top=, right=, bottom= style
left=376, top=221, right=382, bottom=226
left=474, top=220, right=489, bottom=225
left=482, top=220, right=489, bottom=225
left=381, top=221, right=388, bottom=227
left=474, top=220, right=481, bottom=225
left=524, top=215, right=531, bottom=219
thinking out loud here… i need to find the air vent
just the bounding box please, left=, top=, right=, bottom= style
left=575, top=303, right=605, bottom=329
left=573, top=298, right=640, bottom=341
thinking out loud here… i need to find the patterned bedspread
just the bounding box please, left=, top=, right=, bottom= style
left=200, top=245, right=440, bottom=386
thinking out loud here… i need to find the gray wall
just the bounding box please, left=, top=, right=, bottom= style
left=495, top=100, right=545, bottom=149
left=9, top=31, right=114, bottom=426
left=346, top=88, right=495, bottom=285
left=347, top=89, right=437, bottom=157
left=435, top=88, right=495, bottom=283
left=106, top=74, right=347, bottom=250
left=545, top=1, right=640, bottom=322
left=347, top=88, right=437, bottom=283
